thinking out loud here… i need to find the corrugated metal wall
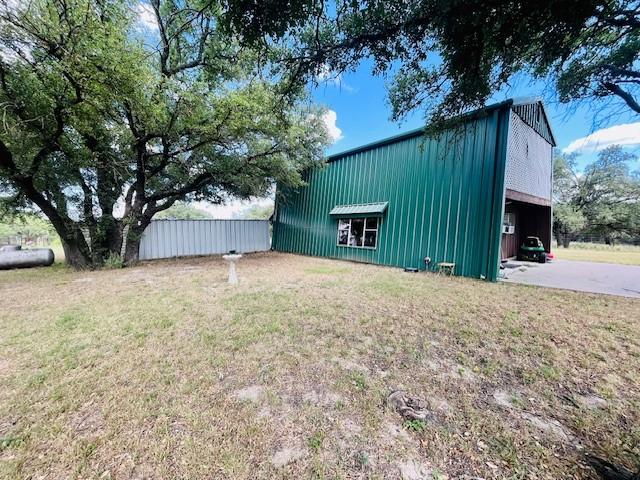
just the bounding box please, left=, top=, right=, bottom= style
left=138, top=219, right=270, bottom=260
left=273, top=108, right=510, bottom=281
left=512, top=103, right=555, bottom=146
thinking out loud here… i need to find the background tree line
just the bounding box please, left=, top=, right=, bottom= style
left=553, top=145, right=640, bottom=247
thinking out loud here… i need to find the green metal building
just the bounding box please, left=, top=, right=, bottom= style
left=272, top=98, right=556, bottom=281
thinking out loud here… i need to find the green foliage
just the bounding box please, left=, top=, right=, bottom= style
left=553, top=155, right=587, bottom=246
left=553, top=204, right=587, bottom=245
left=235, top=202, right=274, bottom=220
left=102, top=252, right=124, bottom=269
left=579, top=147, right=640, bottom=242
left=222, top=0, right=640, bottom=122
left=0, top=213, right=56, bottom=239
left=307, top=431, right=324, bottom=452
left=349, top=371, right=367, bottom=391
left=155, top=202, right=213, bottom=220
left=0, top=0, right=329, bottom=268
left=354, top=451, right=369, bottom=468
left=0, top=436, right=24, bottom=450
left=553, top=146, right=640, bottom=246
left=403, top=419, right=428, bottom=433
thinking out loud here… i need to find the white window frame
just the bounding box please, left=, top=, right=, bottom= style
left=336, top=217, right=379, bottom=249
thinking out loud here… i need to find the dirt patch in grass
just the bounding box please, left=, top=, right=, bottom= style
left=0, top=252, right=638, bottom=479
left=271, top=442, right=307, bottom=468
left=233, top=385, right=265, bottom=403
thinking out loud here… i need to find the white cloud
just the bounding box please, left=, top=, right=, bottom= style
left=132, top=2, right=158, bottom=31
left=317, top=64, right=355, bottom=92
left=563, top=122, right=640, bottom=154
left=321, top=109, right=343, bottom=143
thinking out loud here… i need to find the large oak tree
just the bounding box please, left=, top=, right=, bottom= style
left=0, top=0, right=329, bottom=268
left=221, top=0, right=640, bottom=124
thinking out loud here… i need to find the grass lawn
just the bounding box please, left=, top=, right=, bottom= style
left=0, top=253, right=638, bottom=479
left=553, top=243, right=640, bottom=266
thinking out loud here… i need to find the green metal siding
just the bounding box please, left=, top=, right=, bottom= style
left=273, top=108, right=511, bottom=281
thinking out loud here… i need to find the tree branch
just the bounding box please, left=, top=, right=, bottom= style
left=601, top=81, right=640, bottom=114
left=146, top=142, right=283, bottom=202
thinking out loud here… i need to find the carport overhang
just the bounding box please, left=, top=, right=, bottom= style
left=500, top=190, right=552, bottom=261
left=505, top=189, right=551, bottom=207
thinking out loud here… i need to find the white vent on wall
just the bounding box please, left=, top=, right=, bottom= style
left=502, top=225, right=515, bottom=235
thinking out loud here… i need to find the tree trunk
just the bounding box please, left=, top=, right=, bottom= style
left=57, top=216, right=130, bottom=268
left=89, top=217, right=125, bottom=265
left=122, top=221, right=149, bottom=265
left=123, top=234, right=140, bottom=264
left=59, top=219, right=125, bottom=268
left=10, top=174, right=96, bottom=269
left=60, top=236, right=92, bottom=269
left=562, top=235, right=571, bottom=248
left=106, top=221, right=124, bottom=255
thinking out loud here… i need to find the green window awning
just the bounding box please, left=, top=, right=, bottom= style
left=329, top=202, right=388, bottom=217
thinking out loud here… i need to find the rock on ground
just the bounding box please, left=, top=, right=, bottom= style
left=575, top=394, right=608, bottom=410
left=387, top=390, right=432, bottom=421
left=522, top=413, right=571, bottom=443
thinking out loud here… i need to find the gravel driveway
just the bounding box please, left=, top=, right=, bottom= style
left=501, top=259, right=640, bottom=298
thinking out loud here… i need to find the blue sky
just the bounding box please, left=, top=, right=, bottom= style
left=312, top=61, right=640, bottom=172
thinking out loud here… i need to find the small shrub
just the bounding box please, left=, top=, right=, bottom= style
left=349, top=372, right=368, bottom=391
left=27, top=371, right=47, bottom=387
left=56, top=311, right=82, bottom=330
left=456, top=351, right=470, bottom=366
left=510, top=395, right=525, bottom=408
left=403, top=419, right=427, bottom=433
left=308, top=431, right=324, bottom=452
left=432, top=470, right=446, bottom=480
left=0, top=436, right=23, bottom=450
left=538, top=364, right=560, bottom=380
left=103, top=252, right=124, bottom=269
left=355, top=451, right=369, bottom=469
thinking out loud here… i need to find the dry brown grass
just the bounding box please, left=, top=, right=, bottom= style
left=0, top=252, right=639, bottom=479
left=553, top=248, right=640, bottom=266
left=552, top=242, right=640, bottom=266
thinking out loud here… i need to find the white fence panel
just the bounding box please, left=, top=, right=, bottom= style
left=138, top=219, right=270, bottom=260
